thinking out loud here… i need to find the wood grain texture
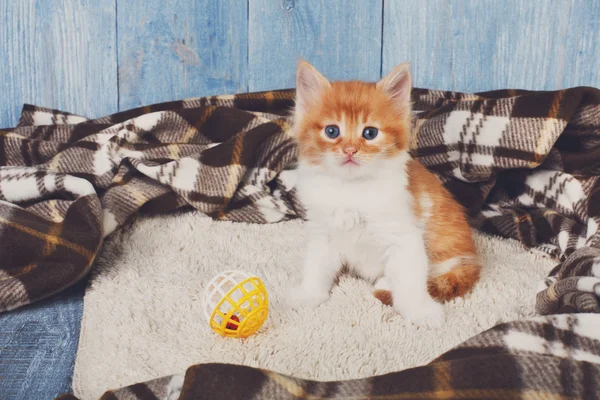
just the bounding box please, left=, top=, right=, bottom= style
left=0, top=0, right=117, bottom=128
left=117, top=0, right=248, bottom=110
left=561, top=0, right=600, bottom=88
left=383, top=0, right=600, bottom=92
left=2, top=0, right=600, bottom=128
left=248, top=0, right=383, bottom=91
left=0, top=282, right=85, bottom=399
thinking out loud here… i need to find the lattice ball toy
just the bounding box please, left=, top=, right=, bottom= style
left=202, top=271, right=269, bottom=338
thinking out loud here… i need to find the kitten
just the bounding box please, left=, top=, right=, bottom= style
left=288, top=60, right=481, bottom=328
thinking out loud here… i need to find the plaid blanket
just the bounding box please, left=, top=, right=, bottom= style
left=55, top=313, right=600, bottom=399
left=1, top=88, right=600, bottom=316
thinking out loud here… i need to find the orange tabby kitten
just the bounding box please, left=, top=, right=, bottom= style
left=289, top=60, right=481, bottom=328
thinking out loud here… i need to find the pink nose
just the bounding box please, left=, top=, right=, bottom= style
left=344, top=147, right=357, bottom=156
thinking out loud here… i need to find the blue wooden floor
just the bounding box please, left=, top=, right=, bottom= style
left=0, top=282, right=85, bottom=400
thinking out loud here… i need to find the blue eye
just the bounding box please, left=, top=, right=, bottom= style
left=363, top=127, right=378, bottom=140
left=324, top=125, right=340, bottom=139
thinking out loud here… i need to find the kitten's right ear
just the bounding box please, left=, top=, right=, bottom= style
left=377, top=62, right=412, bottom=112
left=295, top=60, right=330, bottom=114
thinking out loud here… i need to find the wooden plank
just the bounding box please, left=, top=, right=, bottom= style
left=0, top=0, right=117, bottom=127
left=382, top=0, right=454, bottom=90
left=248, top=0, right=383, bottom=91
left=383, top=0, right=600, bottom=92
left=0, top=282, right=84, bottom=399
left=117, top=0, right=248, bottom=110
left=561, top=0, right=600, bottom=88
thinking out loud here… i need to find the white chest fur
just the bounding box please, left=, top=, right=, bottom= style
left=291, top=156, right=446, bottom=329
left=296, top=157, right=421, bottom=281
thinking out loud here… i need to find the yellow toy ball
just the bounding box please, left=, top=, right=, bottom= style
left=202, top=270, right=268, bottom=338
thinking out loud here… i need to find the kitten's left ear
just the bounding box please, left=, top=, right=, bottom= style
left=377, top=62, right=412, bottom=111
left=295, top=59, right=331, bottom=114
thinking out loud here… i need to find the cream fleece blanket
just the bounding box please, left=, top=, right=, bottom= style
left=73, top=212, right=555, bottom=399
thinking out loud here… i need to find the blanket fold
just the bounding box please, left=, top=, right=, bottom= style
left=57, top=314, right=600, bottom=399
left=2, top=87, right=599, bottom=314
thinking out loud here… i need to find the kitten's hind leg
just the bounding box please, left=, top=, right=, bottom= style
left=373, top=276, right=393, bottom=306
left=288, top=232, right=342, bottom=309
left=385, top=236, right=446, bottom=328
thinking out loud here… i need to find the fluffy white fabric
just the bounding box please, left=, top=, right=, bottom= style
left=74, top=211, right=555, bottom=400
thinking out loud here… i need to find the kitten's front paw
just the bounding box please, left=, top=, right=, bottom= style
left=331, top=209, right=360, bottom=231
left=288, top=286, right=330, bottom=309
left=398, top=299, right=446, bottom=329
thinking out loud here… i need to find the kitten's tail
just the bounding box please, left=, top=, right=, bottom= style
left=373, top=258, right=481, bottom=306
left=427, top=260, right=481, bottom=302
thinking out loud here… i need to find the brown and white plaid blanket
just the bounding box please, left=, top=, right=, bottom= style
left=55, top=313, right=600, bottom=399
left=1, top=87, right=599, bottom=314
left=1, top=87, right=600, bottom=397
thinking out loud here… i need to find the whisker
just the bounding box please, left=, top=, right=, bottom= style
left=380, top=141, right=405, bottom=152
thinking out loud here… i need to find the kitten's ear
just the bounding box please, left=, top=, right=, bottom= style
left=377, top=62, right=412, bottom=111
left=295, top=59, right=330, bottom=114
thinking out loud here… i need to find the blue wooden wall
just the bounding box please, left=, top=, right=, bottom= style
left=2, top=0, right=600, bottom=128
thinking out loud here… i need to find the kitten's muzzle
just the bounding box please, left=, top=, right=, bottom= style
left=343, top=147, right=358, bottom=156
left=342, top=157, right=359, bottom=166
